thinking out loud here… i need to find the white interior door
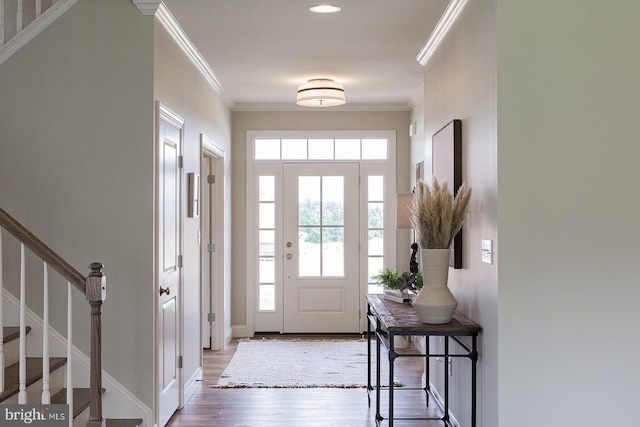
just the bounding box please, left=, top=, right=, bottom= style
left=282, top=163, right=360, bottom=333
left=157, top=106, right=182, bottom=427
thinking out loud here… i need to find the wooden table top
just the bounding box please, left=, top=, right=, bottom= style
left=366, top=294, right=482, bottom=336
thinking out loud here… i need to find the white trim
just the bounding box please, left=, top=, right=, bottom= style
left=2, top=291, right=152, bottom=424
left=131, top=0, right=161, bottom=15
left=231, top=325, right=251, bottom=338
left=428, top=380, right=462, bottom=427
left=246, top=130, right=397, bottom=334
left=200, top=134, right=226, bottom=351
left=156, top=3, right=232, bottom=109
left=158, top=103, right=185, bottom=129
left=224, top=326, right=234, bottom=346
left=184, top=366, right=202, bottom=402
left=0, top=0, right=79, bottom=66
left=416, top=0, right=470, bottom=66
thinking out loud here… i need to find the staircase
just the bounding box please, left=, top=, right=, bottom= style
left=0, top=207, right=143, bottom=426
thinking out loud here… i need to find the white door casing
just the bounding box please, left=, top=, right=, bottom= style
left=157, top=104, right=183, bottom=427
left=201, top=134, right=226, bottom=350
left=246, top=130, right=398, bottom=336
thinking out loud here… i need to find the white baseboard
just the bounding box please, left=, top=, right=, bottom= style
left=231, top=324, right=252, bottom=338
left=184, top=366, right=202, bottom=403
left=3, top=291, right=152, bottom=425
left=421, top=374, right=461, bottom=427
left=224, top=326, right=234, bottom=346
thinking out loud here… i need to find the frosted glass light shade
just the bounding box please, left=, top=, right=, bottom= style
left=297, top=79, right=346, bottom=107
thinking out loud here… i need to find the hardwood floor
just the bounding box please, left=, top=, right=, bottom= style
left=166, top=335, right=447, bottom=426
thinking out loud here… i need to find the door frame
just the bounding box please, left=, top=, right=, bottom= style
left=155, top=102, right=184, bottom=426
left=245, top=130, right=397, bottom=336
left=201, top=134, right=226, bottom=350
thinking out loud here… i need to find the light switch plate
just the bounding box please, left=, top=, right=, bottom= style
left=481, top=239, right=493, bottom=264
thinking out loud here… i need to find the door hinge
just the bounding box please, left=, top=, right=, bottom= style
left=207, top=243, right=216, bottom=253
left=178, top=155, right=184, bottom=169
left=208, top=312, right=216, bottom=322
left=178, top=355, right=183, bottom=369
left=178, top=255, right=183, bottom=268
left=207, top=174, right=215, bottom=184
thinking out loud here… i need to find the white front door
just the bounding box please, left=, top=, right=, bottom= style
left=282, top=163, right=360, bottom=333
left=157, top=105, right=182, bottom=427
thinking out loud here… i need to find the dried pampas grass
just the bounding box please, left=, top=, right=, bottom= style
left=411, top=177, right=472, bottom=249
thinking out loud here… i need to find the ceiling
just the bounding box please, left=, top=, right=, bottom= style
left=161, top=0, right=450, bottom=110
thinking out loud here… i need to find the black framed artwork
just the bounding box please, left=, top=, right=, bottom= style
left=432, top=119, right=462, bottom=269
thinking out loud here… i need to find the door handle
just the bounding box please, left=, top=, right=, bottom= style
left=159, top=286, right=171, bottom=296
left=286, top=253, right=293, bottom=260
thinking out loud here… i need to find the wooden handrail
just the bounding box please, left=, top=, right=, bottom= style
left=0, top=207, right=86, bottom=293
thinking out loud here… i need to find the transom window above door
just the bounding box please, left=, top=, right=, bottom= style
left=255, top=138, right=388, bottom=160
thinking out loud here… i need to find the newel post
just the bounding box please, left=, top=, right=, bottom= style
left=86, top=262, right=106, bottom=427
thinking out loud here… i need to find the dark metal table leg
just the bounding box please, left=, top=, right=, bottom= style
left=444, top=336, right=450, bottom=424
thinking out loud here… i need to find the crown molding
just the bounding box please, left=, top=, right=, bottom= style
left=416, top=0, right=469, bottom=66
left=132, top=0, right=162, bottom=15
left=156, top=3, right=233, bottom=109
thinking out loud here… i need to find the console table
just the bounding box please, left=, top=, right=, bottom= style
left=366, top=294, right=481, bottom=427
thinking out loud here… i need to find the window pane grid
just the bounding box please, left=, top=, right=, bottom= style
left=367, top=175, right=385, bottom=292
left=298, top=176, right=345, bottom=277
left=254, top=138, right=388, bottom=160
left=258, top=175, right=276, bottom=311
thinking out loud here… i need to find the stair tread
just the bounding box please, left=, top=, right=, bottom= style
left=105, top=419, right=144, bottom=427
left=2, top=326, right=32, bottom=343
left=0, top=357, right=67, bottom=402
left=51, top=387, right=105, bottom=419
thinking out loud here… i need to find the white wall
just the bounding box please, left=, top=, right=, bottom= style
left=419, top=1, right=498, bottom=426
left=497, top=1, right=640, bottom=426
left=154, top=14, right=233, bottom=398
left=0, top=0, right=155, bottom=407
left=230, top=110, right=411, bottom=329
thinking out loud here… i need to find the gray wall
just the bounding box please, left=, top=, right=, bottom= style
left=419, top=0, right=640, bottom=425
left=417, top=0, right=498, bottom=425
left=0, top=0, right=155, bottom=406
left=497, top=1, right=640, bottom=425
left=230, top=110, right=412, bottom=329
left=154, top=16, right=233, bottom=394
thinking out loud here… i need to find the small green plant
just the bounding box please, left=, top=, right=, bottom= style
left=372, top=268, right=424, bottom=291
left=371, top=268, right=402, bottom=289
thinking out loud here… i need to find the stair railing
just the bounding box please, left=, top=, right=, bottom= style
left=0, top=0, right=61, bottom=46
left=0, top=207, right=104, bottom=426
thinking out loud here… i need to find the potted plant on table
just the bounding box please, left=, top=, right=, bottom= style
left=371, top=268, right=423, bottom=303
left=410, top=177, right=472, bottom=324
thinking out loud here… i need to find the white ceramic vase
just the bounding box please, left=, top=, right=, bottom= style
left=412, top=248, right=458, bottom=324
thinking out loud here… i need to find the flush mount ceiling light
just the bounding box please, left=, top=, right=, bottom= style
left=309, top=4, right=341, bottom=13
left=296, top=79, right=346, bottom=107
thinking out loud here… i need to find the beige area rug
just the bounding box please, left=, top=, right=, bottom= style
left=212, top=339, right=402, bottom=388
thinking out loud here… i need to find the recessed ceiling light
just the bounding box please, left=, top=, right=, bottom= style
left=309, top=4, right=341, bottom=14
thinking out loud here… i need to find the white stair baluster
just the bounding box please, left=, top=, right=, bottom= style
left=16, top=0, right=23, bottom=32
left=18, top=243, right=27, bottom=403
left=67, top=281, right=73, bottom=427
left=1, top=0, right=5, bottom=46
left=0, top=228, right=4, bottom=392
left=42, top=262, right=50, bottom=403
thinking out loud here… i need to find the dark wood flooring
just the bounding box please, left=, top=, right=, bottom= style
left=166, top=334, right=446, bottom=427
